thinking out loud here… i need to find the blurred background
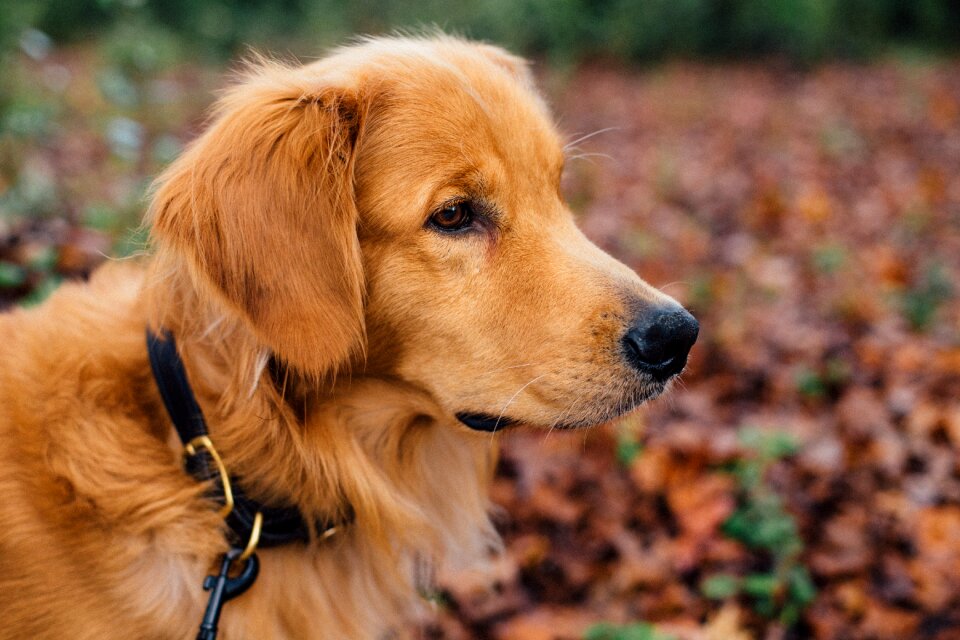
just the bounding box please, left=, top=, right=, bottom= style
left=1, top=2, right=959, bottom=639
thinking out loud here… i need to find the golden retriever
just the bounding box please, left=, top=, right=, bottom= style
left=0, top=35, right=697, bottom=639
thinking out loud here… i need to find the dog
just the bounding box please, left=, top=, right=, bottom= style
left=0, top=35, right=698, bottom=639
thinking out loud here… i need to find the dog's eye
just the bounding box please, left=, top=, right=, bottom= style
left=429, top=202, right=474, bottom=232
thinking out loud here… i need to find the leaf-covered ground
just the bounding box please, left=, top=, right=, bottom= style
left=2, top=49, right=959, bottom=640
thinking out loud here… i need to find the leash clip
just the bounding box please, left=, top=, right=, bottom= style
left=196, top=549, right=260, bottom=640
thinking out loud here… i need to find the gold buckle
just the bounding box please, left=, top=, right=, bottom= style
left=184, top=435, right=234, bottom=519
left=184, top=436, right=262, bottom=560
left=238, top=512, right=262, bottom=561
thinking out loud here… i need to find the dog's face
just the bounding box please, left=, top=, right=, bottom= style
left=354, top=41, right=698, bottom=431
left=150, top=37, right=697, bottom=432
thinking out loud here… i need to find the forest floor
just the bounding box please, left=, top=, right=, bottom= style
left=2, top=49, right=959, bottom=640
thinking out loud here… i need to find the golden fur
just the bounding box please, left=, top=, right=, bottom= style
left=0, top=36, right=680, bottom=639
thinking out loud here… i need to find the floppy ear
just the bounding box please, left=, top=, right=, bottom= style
left=148, top=61, right=365, bottom=378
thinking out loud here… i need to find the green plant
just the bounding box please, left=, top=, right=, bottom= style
left=584, top=621, right=676, bottom=640
left=900, top=262, right=952, bottom=331
left=0, top=260, right=26, bottom=288
left=795, top=357, right=851, bottom=401
left=811, top=243, right=847, bottom=274
left=794, top=367, right=826, bottom=399
left=702, top=427, right=816, bottom=626
left=15, top=245, right=61, bottom=306
left=615, top=416, right=644, bottom=466
left=20, top=272, right=61, bottom=306
left=3, top=0, right=959, bottom=66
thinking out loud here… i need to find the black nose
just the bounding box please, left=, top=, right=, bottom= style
left=622, top=306, right=699, bottom=381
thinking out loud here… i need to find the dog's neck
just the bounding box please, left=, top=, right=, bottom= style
left=143, top=251, right=499, bottom=570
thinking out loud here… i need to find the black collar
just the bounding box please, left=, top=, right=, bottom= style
left=146, top=328, right=345, bottom=548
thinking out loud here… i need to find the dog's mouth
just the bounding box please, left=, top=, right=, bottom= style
left=455, top=378, right=669, bottom=432
left=456, top=412, right=517, bottom=432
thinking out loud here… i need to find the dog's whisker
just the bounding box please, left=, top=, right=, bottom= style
left=566, top=155, right=598, bottom=167
left=489, top=373, right=549, bottom=441
left=566, top=152, right=615, bottom=163
left=544, top=387, right=588, bottom=441
left=562, top=126, right=619, bottom=151
left=657, top=280, right=692, bottom=294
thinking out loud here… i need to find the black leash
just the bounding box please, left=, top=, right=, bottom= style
left=146, top=328, right=345, bottom=639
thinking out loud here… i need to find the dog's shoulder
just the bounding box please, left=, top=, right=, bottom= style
left=0, top=259, right=215, bottom=638
left=0, top=259, right=146, bottom=362
left=0, top=257, right=157, bottom=469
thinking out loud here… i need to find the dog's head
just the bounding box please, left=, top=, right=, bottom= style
left=149, top=36, right=697, bottom=432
